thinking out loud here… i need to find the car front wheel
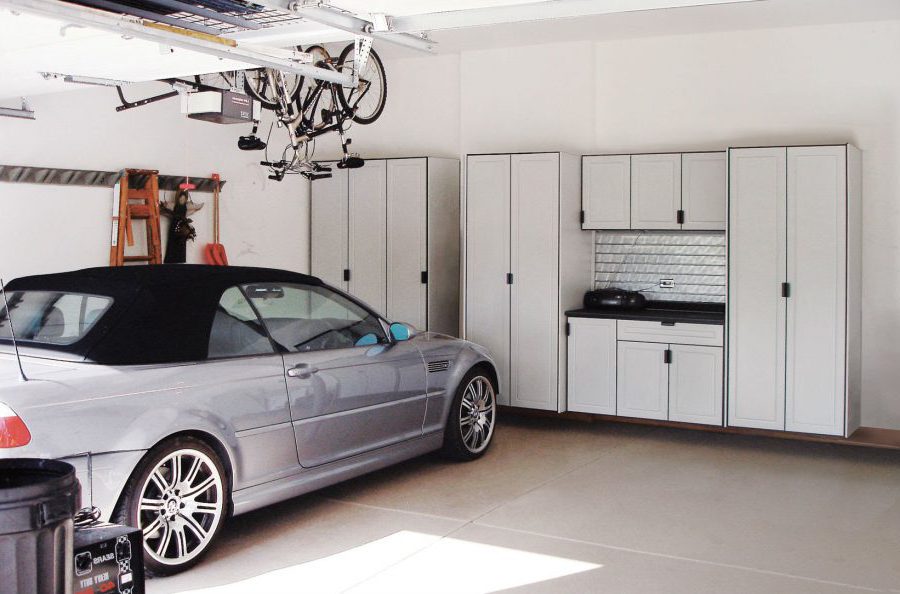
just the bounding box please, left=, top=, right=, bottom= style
left=114, top=436, right=228, bottom=576
left=441, top=369, right=497, bottom=460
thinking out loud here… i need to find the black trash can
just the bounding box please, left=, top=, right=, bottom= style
left=0, top=459, right=81, bottom=594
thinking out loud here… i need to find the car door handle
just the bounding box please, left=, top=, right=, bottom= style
left=287, top=364, right=318, bottom=379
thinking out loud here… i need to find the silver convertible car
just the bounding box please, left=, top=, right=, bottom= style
left=0, top=265, right=498, bottom=575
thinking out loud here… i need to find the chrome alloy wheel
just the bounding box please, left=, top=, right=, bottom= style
left=137, top=449, right=224, bottom=566
left=459, top=376, right=496, bottom=454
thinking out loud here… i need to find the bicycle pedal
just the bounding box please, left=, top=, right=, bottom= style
left=337, top=156, right=365, bottom=169
left=238, top=135, right=267, bottom=151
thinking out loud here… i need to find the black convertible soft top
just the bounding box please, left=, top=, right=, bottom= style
left=3, top=265, right=323, bottom=365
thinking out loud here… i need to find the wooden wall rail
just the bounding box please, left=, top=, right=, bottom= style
left=0, top=164, right=226, bottom=192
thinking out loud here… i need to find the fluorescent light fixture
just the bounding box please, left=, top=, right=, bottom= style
left=41, top=72, right=130, bottom=87
left=0, top=98, right=35, bottom=120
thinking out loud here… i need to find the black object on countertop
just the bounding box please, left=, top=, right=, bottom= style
left=584, top=288, right=647, bottom=310
left=567, top=300, right=725, bottom=325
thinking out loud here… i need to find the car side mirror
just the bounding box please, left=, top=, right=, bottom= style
left=389, top=322, right=412, bottom=342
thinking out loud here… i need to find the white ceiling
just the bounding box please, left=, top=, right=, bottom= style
left=414, top=0, right=900, bottom=55
left=1, top=0, right=899, bottom=102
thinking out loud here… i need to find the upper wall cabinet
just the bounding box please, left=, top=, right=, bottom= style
left=582, top=151, right=726, bottom=231
left=682, top=152, right=727, bottom=230
left=582, top=155, right=630, bottom=229
left=631, top=154, right=681, bottom=229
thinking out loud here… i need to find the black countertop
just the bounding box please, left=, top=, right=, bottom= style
left=566, top=301, right=725, bottom=325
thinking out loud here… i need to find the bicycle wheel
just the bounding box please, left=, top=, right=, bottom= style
left=336, top=44, right=387, bottom=125
left=244, top=66, right=303, bottom=111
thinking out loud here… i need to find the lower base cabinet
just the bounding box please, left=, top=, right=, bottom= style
left=617, top=341, right=669, bottom=420
left=669, top=344, right=723, bottom=425
left=567, top=318, right=617, bottom=414
left=567, top=317, right=724, bottom=426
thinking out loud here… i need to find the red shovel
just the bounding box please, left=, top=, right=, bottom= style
left=204, top=173, right=228, bottom=266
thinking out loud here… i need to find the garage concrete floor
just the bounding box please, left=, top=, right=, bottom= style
left=150, top=416, right=900, bottom=594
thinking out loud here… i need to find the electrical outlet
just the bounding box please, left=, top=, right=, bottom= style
left=659, top=279, right=675, bottom=289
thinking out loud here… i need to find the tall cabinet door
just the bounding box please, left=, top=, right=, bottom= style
left=582, top=155, right=630, bottom=229
left=631, top=153, right=681, bottom=229
left=510, top=153, right=560, bottom=411
left=785, top=146, right=847, bottom=436
left=682, top=152, right=726, bottom=230
left=617, top=341, right=668, bottom=420
left=728, top=148, right=787, bottom=430
left=348, top=160, right=387, bottom=313
left=465, top=155, right=511, bottom=403
left=386, top=158, right=427, bottom=329
left=310, top=167, right=349, bottom=291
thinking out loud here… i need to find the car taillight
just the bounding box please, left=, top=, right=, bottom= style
left=0, top=403, right=31, bottom=448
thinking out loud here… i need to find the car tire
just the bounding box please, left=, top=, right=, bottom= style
left=113, top=436, right=229, bottom=577
left=441, top=368, right=498, bottom=461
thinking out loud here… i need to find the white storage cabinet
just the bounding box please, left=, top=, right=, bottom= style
left=617, top=320, right=723, bottom=425
left=465, top=152, right=591, bottom=411
left=567, top=318, right=724, bottom=426
left=582, top=151, right=726, bottom=231
left=310, top=157, right=460, bottom=335
left=728, top=145, right=862, bottom=436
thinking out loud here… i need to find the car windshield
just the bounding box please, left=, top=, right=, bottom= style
left=0, top=291, right=113, bottom=346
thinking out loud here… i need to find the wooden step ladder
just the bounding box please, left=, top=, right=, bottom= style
left=110, top=169, right=162, bottom=266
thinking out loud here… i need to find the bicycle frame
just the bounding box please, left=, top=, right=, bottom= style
left=266, top=64, right=372, bottom=150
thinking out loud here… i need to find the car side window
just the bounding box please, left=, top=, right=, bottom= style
left=207, top=287, right=275, bottom=359
left=243, top=283, right=388, bottom=352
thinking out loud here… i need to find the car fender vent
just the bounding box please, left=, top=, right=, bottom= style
left=427, top=360, right=450, bottom=373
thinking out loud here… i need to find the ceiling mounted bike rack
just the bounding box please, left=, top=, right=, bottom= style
left=4, top=0, right=353, bottom=84
left=228, top=0, right=435, bottom=53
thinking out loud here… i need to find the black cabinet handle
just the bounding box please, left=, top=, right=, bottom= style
left=343, top=269, right=350, bottom=282
left=421, top=271, right=428, bottom=284
left=664, top=349, right=672, bottom=364
left=782, top=282, right=790, bottom=298
left=677, top=209, right=685, bottom=225
left=506, top=273, right=514, bottom=285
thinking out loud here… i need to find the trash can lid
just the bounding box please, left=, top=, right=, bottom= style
left=0, top=458, right=77, bottom=505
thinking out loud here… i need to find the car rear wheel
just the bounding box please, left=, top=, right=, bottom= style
left=114, top=436, right=228, bottom=576
left=441, top=369, right=497, bottom=461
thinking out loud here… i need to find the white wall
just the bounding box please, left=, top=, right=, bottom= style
left=450, top=20, right=900, bottom=428
left=0, top=83, right=309, bottom=281
left=317, top=52, right=462, bottom=160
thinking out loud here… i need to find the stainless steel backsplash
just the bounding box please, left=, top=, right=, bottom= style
left=594, top=231, right=726, bottom=303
